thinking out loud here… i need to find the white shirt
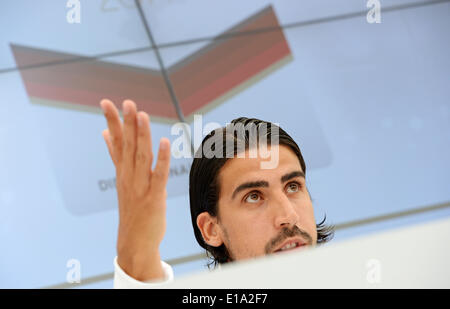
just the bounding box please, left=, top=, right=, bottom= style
left=113, top=256, right=174, bottom=288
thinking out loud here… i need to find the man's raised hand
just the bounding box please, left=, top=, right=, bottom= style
left=100, top=99, right=171, bottom=281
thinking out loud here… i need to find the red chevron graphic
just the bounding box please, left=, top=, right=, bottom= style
left=11, top=5, right=292, bottom=122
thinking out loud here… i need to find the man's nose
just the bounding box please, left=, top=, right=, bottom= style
left=272, top=192, right=299, bottom=229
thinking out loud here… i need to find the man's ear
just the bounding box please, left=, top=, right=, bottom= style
left=196, top=212, right=223, bottom=247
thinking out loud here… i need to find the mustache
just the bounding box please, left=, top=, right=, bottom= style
left=264, top=226, right=313, bottom=254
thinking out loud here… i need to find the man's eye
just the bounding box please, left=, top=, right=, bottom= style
left=286, top=182, right=301, bottom=193
left=245, top=192, right=261, bottom=203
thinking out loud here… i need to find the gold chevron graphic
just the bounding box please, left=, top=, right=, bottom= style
left=11, top=5, right=293, bottom=123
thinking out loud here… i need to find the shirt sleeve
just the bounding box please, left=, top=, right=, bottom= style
left=113, top=256, right=174, bottom=289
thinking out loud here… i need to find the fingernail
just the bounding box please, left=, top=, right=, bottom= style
left=137, top=114, right=143, bottom=127
left=123, top=101, right=130, bottom=115
left=160, top=138, right=168, bottom=150
left=100, top=100, right=107, bottom=114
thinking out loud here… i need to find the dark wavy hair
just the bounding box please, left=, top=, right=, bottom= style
left=189, top=117, right=334, bottom=269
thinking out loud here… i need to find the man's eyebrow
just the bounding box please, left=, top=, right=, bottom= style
left=231, top=181, right=269, bottom=200
left=281, top=170, right=305, bottom=183
left=231, top=170, right=305, bottom=200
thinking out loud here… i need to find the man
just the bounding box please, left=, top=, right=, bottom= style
left=99, top=99, right=334, bottom=288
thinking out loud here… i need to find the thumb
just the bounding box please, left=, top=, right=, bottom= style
left=149, top=138, right=171, bottom=198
